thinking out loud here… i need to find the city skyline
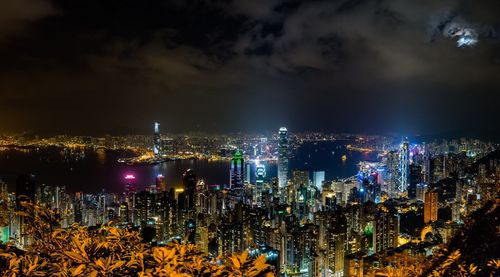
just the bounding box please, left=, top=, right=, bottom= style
left=0, top=123, right=498, bottom=276
left=0, top=1, right=499, bottom=276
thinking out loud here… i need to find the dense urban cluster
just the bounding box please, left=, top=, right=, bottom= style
left=0, top=125, right=499, bottom=276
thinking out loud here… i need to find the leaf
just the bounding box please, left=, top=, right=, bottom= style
left=64, top=251, right=87, bottom=263
left=72, top=264, right=86, bottom=276
left=110, top=260, right=125, bottom=271
left=239, top=251, right=248, bottom=264
left=230, top=256, right=241, bottom=269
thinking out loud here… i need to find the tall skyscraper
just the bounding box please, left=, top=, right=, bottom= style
left=255, top=163, right=266, bottom=207
left=278, top=127, right=289, bottom=188
left=244, top=162, right=252, bottom=184
left=424, top=189, right=438, bottom=224
left=398, top=137, right=410, bottom=193
left=230, top=150, right=244, bottom=189
left=153, top=122, right=161, bottom=156
left=313, top=171, right=325, bottom=191
left=15, top=174, right=37, bottom=247
left=255, top=164, right=266, bottom=185
left=183, top=169, right=197, bottom=211
left=408, top=165, right=422, bottom=199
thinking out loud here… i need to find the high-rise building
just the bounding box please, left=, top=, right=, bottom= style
left=422, top=146, right=432, bottom=183
left=134, top=191, right=154, bottom=225
left=230, top=150, right=244, bottom=189
left=416, top=183, right=427, bottom=202
left=398, top=138, right=410, bottom=193
left=312, top=171, right=325, bottom=191
left=153, top=122, right=161, bottom=156
left=452, top=181, right=462, bottom=223
left=15, top=174, right=37, bottom=247
left=386, top=151, right=400, bottom=197
left=292, top=170, right=309, bottom=187
left=373, top=205, right=399, bottom=253
left=278, top=127, right=289, bottom=188
left=156, top=174, right=167, bottom=192
left=255, top=164, right=266, bottom=207
left=124, top=174, right=137, bottom=195
left=408, top=165, right=422, bottom=199
left=183, top=169, right=197, bottom=211
left=255, top=164, right=266, bottom=185
left=244, top=162, right=252, bottom=184
left=424, top=189, right=438, bottom=224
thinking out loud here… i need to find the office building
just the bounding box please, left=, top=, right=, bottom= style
left=230, top=150, right=244, bottom=189
left=313, top=171, right=325, bottom=191
left=398, top=138, right=410, bottom=193
left=278, top=127, right=289, bottom=188
left=424, top=190, right=438, bottom=224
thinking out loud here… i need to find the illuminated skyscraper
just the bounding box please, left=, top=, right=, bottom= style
left=156, top=174, right=167, bottom=192
left=256, top=163, right=266, bottom=185
left=124, top=174, right=137, bottom=222
left=278, top=127, right=289, bottom=188
left=313, top=171, right=325, bottom=191
left=244, top=162, right=252, bottom=184
left=255, top=163, right=266, bottom=206
left=416, top=183, right=427, bottom=202
left=424, top=189, right=438, bottom=224
left=124, top=174, right=137, bottom=195
left=398, top=137, right=410, bottom=193
left=230, top=150, right=244, bottom=189
left=373, top=204, right=399, bottom=253
left=153, top=122, right=161, bottom=156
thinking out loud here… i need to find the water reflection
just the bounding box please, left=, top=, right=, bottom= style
left=0, top=141, right=378, bottom=193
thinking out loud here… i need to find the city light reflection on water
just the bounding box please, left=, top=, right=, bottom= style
left=0, top=141, right=377, bottom=193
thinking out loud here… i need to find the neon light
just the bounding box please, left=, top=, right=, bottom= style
left=125, top=174, right=136, bottom=180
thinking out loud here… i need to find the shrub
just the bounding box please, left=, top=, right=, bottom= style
left=0, top=202, right=274, bottom=277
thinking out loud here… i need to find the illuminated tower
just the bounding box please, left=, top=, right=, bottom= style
left=255, top=163, right=266, bottom=206
left=153, top=122, right=161, bottom=156
left=424, top=189, right=438, bottom=223
left=256, top=163, right=266, bottom=185
left=313, top=171, right=325, bottom=191
left=124, top=174, right=137, bottom=195
left=398, top=138, right=409, bottom=193
left=278, top=127, right=289, bottom=188
left=230, top=150, right=244, bottom=189
left=156, top=174, right=167, bottom=192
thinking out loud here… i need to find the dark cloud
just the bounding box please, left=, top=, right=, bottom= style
left=0, top=0, right=57, bottom=43
left=0, top=0, right=499, bottom=138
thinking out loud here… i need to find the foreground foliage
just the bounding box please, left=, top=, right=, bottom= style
left=366, top=200, right=500, bottom=277
left=0, top=202, right=274, bottom=276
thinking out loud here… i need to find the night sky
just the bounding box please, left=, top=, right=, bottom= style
left=0, top=0, right=499, bottom=138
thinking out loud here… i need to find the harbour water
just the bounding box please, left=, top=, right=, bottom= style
left=0, top=141, right=378, bottom=193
